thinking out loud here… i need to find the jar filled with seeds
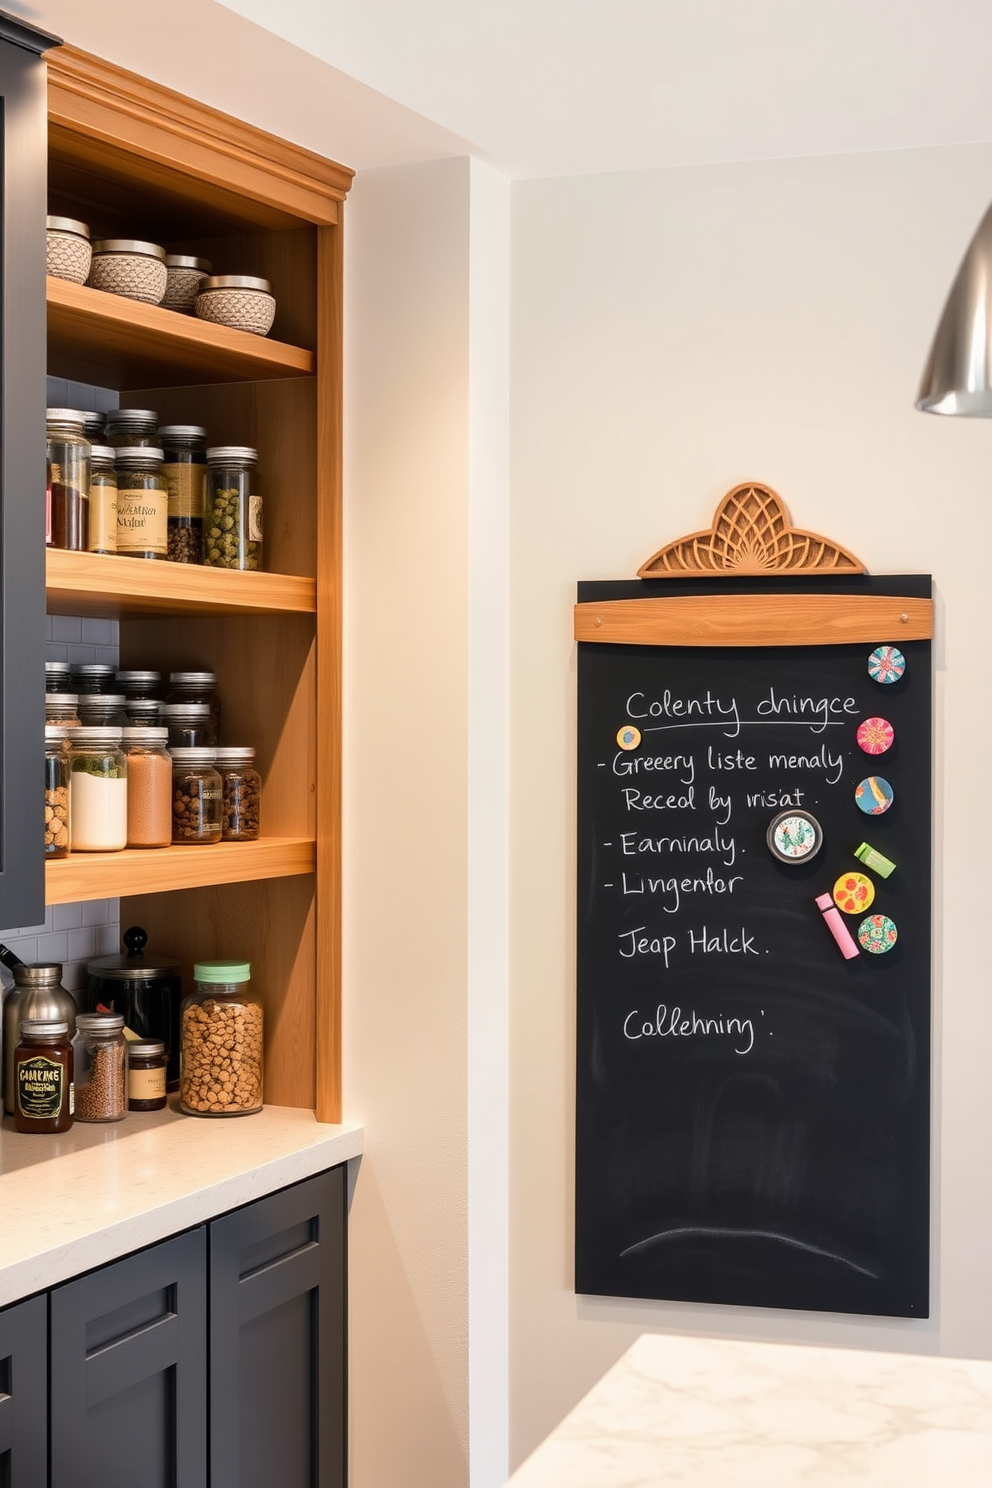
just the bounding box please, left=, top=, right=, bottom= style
left=164, top=701, right=216, bottom=749
left=115, top=447, right=168, bottom=559
left=160, top=425, right=206, bottom=564
left=127, top=1038, right=168, bottom=1111
left=180, top=961, right=263, bottom=1116
left=215, top=747, right=262, bottom=841
left=204, top=447, right=262, bottom=570
left=171, top=747, right=222, bottom=844
left=13, top=1019, right=73, bottom=1134
left=45, top=694, right=80, bottom=727
left=45, top=725, right=71, bottom=858
left=72, top=1012, right=127, bottom=1122
left=47, top=409, right=90, bottom=551
left=104, top=409, right=161, bottom=450
left=167, top=672, right=221, bottom=739
left=88, top=445, right=118, bottom=555
left=124, top=726, right=173, bottom=848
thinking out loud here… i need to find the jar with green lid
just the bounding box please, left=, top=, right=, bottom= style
left=115, top=447, right=168, bottom=559
left=46, top=694, right=80, bottom=727
left=180, top=961, right=262, bottom=1116
left=69, top=727, right=127, bottom=852
left=159, top=425, right=206, bottom=565
left=204, top=447, right=262, bottom=570
left=45, top=725, right=71, bottom=859
left=216, top=747, right=261, bottom=841
left=47, top=408, right=90, bottom=551
left=128, top=1039, right=167, bottom=1111
left=88, top=444, right=118, bottom=555
left=72, top=1012, right=126, bottom=1123
left=171, top=747, right=222, bottom=843
left=14, top=1019, right=73, bottom=1133
left=168, top=671, right=221, bottom=738
left=163, top=702, right=216, bottom=749
left=104, top=409, right=161, bottom=449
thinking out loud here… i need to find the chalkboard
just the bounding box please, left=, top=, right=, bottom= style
left=575, top=574, right=931, bottom=1318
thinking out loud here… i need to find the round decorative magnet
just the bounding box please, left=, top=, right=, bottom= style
left=855, top=775, right=894, bottom=816
left=856, top=716, right=894, bottom=756
left=832, top=871, right=875, bottom=915
left=858, top=913, right=898, bottom=954
left=766, top=809, right=823, bottom=864
left=616, top=725, right=641, bottom=751
left=868, top=645, right=906, bottom=685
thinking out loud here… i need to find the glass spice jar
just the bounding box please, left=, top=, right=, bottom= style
left=103, top=409, right=161, bottom=449
left=88, top=444, right=118, bottom=555
left=47, top=409, right=91, bottom=551
left=160, top=425, right=206, bottom=565
left=204, top=447, right=262, bottom=571
left=82, top=410, right=106, bottom=443
left=167, top=672, right=221, bottom=739
left=123, top=698, right=162, bottom=727
left=123, top=726, right=173, bottom=848
left=216, top=747, right=262, bottom=841
left=117, top=670, right=163, bottom=702
left=171, top=748, right=222, bottom=844
left=72, top=1012, right=127, bottom=1122
left=46, top=694, right=80, bottom=727
left=115, top=447, right=168, bottom=560
left=45, top=725, right=71, bottom=859
left=78, top=694, right=129, bottom=728
left=72, top=663, right=118, bottom=695
left=163, top=702, right=216, bottom=749
left=14, top=1018, right=73, bottom=1133
left=128, top=1038, right=168, bottom=1111
left=69, top=727, right=127, bottom=852
left=180, top=961, right=262, bottom=1116
left=45, top=661, right=72, bottom=692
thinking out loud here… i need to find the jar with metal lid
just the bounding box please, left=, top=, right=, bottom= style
left=87, top=926, right=182, bottom=1090
left=164, top=701, right=216, bottom=749
left=117, top=670, right=163, bottom=702
left=162, top=255, right=212, bottom=313
left=180, top=961, right=262, bottom=1116
left=167, top=672, right=221, bottom=738
left=171, top=748, right=222, bottom=844
left=72, top=1012, right=126, bottom=1123
left=72, top=663, right=117, bottom=695
left=13, top=1019, right=73, bottom=1133
left=46, top=694, right=80, bottom=727
left=69, top=727, right=127, bottom=852
left=78, top=694, right=129, bottom=728
left=45, top=661, right=72, bottom=692
left=115, top=447, right=168, bottom=559
left=128, top=1039, right=168, bottom=1110
left=45, top=725, right=71, bottom=859
left=82, top=410, right=106, bottom=442
left=46, top=214, right=91, bottom=284
left=88, top=239, right=167, bottom=304
left=47, top=409, right=90, bottom=551
left=124, top=726, right=172, bottom=848
left=3, top=963, right=77, bottom=1116
left=216, top=747, right=262, bottom=841
left=124, top=697, right=162, bottom=727
left=159, top=425, right=206, bottom=564
left=195, top=275, right=275, bottom=336
left=88, top=444, right=118, bottom=555
left=104, top=409, right=161, bottom=450
left=204, top=447, right=262, bottom=571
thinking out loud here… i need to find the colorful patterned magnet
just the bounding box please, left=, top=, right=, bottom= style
left=832, top=871, right=875, bottom=915
left=856, top=716, right=894, bottom=755
left=766, top=809, right=823, bottom=864
left=868, top=645, right=906, bottom=684
left=858, top=913, right=898, bottom=954
left=855, top=775, right=894, bottom=816
left=616, top=725, right=641, bottom=750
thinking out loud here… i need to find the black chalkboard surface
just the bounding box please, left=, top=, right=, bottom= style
left=575, top=574, right=931, bottom=1317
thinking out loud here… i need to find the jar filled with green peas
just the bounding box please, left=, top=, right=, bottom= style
left=204, top=446, right=262, bottom=571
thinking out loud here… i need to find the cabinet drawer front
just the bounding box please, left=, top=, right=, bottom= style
left=0, top=1294, right=47, bottom=1487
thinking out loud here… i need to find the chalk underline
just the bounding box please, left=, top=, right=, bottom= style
left=639, top=720, right=847, bottom=733
left=619, top=1224, right=878, bottom=1278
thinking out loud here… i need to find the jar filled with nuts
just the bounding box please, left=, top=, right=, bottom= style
left=45, top=725, right=71, bottom=859
left=215, top=747, right=261, bottom=841
left=180, top=961, right=263, bottom=1116
left=171, top=747, right=222, bottom=844
left=204, top=447, right=262, bottom=570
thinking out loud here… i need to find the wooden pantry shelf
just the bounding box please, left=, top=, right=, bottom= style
left=46, top=549, right=316, bottom=617
left=47, top=276, right=315, bottom=388
left=46, top=837, right=316, bottom=904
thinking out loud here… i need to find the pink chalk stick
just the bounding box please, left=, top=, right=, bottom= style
left=815, top=891, right=860, bottom=960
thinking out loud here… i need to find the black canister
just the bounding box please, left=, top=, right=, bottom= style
left=86, top=925, right=182, bottom=1089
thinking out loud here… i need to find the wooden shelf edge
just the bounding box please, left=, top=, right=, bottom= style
left=46, top=549, right=316, bottom=617
left=46, top=838, right=316, bottom=905
left=574, top=593, right=935, bottom=647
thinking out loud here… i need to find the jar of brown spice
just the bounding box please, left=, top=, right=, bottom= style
left=123, top=726, right=173, bottom=848
left=72, top=1012, right=126, bottom=1122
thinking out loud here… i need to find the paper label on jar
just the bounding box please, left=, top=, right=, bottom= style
left=129, top=1066, right=166, bottom=1101
left=17, top=1056, right=65, bottom=1118
left=117, top=486, right=167, bottom=555
left=162, top=463, right=205, bottom=520
left=248, top=495, right=263, bottom=543
left=88, top=484, right=118, bottom=554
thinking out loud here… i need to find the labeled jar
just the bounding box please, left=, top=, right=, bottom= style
left=88, top=239, right=167, bottom=304
left=124, top=726, right=173, bottom=848
left=162, top=255, right=212, bottom=313
left=47, top=409, right=90, bottom=551
left=171, top=748, right=222, bottom=844
left=180, top=961, right=262, bottom=1116
left=45, top=725, right=71, bottom=858
left=3, top=964, right=77, bottom=1117
left=160, top=425, right=206, bottom=564
left=72, top=1013, right=127, bottom=1122
left=72, top=663, right=117, bottom=695
left=46, top=694, right=80, bottom=728
left=104, top=409, right=161, bottom=450
left=168, top=672, right=221, bottom=738
left=78, top=694, right=129, bottom=728
left=45, top=661, right=72, bottom=692
left=69, top=727, right=127, bottom=852
left=116, top=447, right=168, bottom=559
left=164, top=702, right=216, bottom=749
left=117, top=670, right=163, bottom=702
left=14, top=1019, right=73, bottom=1133
left=204, top=447, right=262, bottom=571
left=88, top=445, right=118, bottom=555
left=128, top=1039, right=168, bottom=1110
left=216, top=747, right=261, bottom=841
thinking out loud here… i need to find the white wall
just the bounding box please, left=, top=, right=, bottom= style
left=509, top=142, right=992, bottom=1464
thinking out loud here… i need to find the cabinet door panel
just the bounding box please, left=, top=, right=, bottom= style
left=0, top=1294, right=46, bottom=1488
left=50, top=1228, right=207, bottom=1488
left=210, top=1168, right=345, bottom=1488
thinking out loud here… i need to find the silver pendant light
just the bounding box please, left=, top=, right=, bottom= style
left=917, top=202, right=992, bottom=415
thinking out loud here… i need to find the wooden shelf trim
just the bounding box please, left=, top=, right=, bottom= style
left=46, top=549, right=316, bottom=618
left=574, top=593, right=935, bottom=647
left=46, top=838, right=316, bottom=905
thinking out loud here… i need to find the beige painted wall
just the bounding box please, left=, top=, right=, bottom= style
left=509, top=144, right=992, bottom=1465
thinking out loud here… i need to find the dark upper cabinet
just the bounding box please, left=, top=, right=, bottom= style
left=209, top=1169, right=346, bottom=1488
left=49, top=1226, right=208, bottom=1488
left=0, top=1292, right=47, bottom=1488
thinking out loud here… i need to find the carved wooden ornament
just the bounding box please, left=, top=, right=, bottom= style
left=637, top=483, right=864, bottom=578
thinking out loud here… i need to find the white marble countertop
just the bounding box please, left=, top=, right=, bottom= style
left=506, top=1333, right=992, bottom=1486
left=0, top=1101, right=362, bottom=1304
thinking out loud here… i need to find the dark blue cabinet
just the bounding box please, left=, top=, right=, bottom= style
left=0, top=1293, right=47, bottom=1487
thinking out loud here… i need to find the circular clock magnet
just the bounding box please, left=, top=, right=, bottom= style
left=766, top=809, right=823, bottom=864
